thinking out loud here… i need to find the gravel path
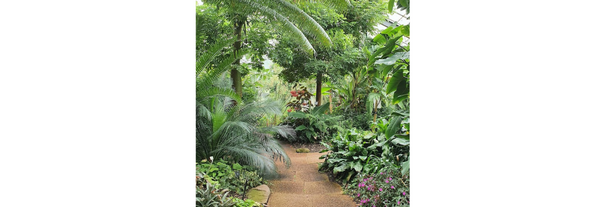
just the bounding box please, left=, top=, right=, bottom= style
left=267, top=142, right=357, bottom=207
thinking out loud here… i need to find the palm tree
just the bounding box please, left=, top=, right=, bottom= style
left=200, top=0, right=350, bottom=98
left=196, top=39, right=295, bottom=177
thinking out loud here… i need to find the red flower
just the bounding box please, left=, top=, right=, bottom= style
left=287, top=109, right=292, bottom=112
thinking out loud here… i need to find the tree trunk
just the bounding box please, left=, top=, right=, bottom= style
left=316, top=71, right=322, bottom=106
left=329, top=90, right=332, bottom=114
left=231, top=18, right=245, bottom=98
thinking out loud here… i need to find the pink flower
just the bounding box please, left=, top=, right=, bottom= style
left=403, top=192, right=406, bottom=195
left=364, top=178, right=367, bottom=182
left=397, top=201, right=401, bottom=205
left=380, top=172, right=383, bottom=175
left=391, top=186, right=395, bottom=189
left=389, top=177, right=392, bottom=181
left=379, top=188, right=383, bottom=192
left=385, top=180, right=389, bottom=183
left=357, top=193, right=360, bottom=197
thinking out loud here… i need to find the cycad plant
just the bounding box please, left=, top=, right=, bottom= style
left=197, top=39, right=294, bottom=177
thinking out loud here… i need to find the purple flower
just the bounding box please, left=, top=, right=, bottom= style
left=389, top=177, right=392, bottom=181
left=364, top=178, right=367, bottom=182
left=385, top=180, right=389, bottom=183
left=403, top=192, right=406, bottom=195
left=357, top=193, right=360, bottom=197
left=380, top=172, right=383, bottom=175
left=379, top=188, right=383, bottom=192
left=397, top=201, right=401, bottom=205
left=391, top=186, right=395, bottom=189
left=361, top=183, right=365, bottom=187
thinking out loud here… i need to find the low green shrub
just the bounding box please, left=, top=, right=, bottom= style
left=231, top=197, right=261, bottom=207
left=196, top=159, right=265, bottom=195
left=283, top=103, right=343, bottom=142
left=319, top=128, right=376, bottom=182
left=320, top=115, right=410, bottom=182
left=196, top=172, right=236, bottom=207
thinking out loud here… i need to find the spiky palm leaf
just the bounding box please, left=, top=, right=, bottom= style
left=202, top=0, right=350, bottom=55
left=197, top=97, right=295, bottom=177
left=197, top=41, right=295, bottom=176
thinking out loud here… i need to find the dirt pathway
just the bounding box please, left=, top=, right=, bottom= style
left=267, top=142, right=357, bottom=207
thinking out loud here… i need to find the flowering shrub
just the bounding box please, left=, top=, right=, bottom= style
left=345, top=166, right=410, bottom=207
left=285, top=85, right=313, bottom=112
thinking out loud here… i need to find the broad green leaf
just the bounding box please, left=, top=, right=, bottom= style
left=311, top=103, right=330, bottom=114
left=232, top=163, right=242, bottom=170
left=373, top=34, right=386, bottom=44
left=295, top=125, right=307, bottom=131
left=391, top=138, right=410, bottom=146
left=386, top=116, right=403, bottom=139
left=375, top=52, right=408, bottom=65
left=401, top=160, right=410, bottom=175
left=289, top=112, right=306, bottom=118
left=354, top=161, right=363, bottom=172
left=388, top=0, right=395, bottom=12
left=387, top=69, right=404, bottom=94
left=334, top=164, right=347, bottom=173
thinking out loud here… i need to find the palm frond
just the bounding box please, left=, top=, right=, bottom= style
left=197, top=49, right=249, bottom=87
left=232, top=0, right=316, bottom=55
left=268, top=0, right=331, bottom=46
left=197, top=87, right=242, bottom=104
left=196, top=37, right=235, bottom=76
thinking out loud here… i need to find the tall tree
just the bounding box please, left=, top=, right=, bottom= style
left=270, top=0, right=386, bottom=105
left=202, top=0, right=349, bottom=98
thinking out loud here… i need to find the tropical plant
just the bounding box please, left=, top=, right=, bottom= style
left=197, top=159, right=266, bottom=195
left=201, top=0, right=349, bottom=97
left=196, top=41, right=295, bottom=177
left=196, top=172, right=237, bottom=207
left=284, top=103, right=342, bottom=142
left=320, top=114, right=408, bottom=181
left=285, top=85, right=314, bottom=112
left=232, top=197, right=261, bottom=207
left=271, top=0, right=386, bottom=106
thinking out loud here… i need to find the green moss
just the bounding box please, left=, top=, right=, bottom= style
left=296, top=148, right=310, bottom=153
left=246, top=189, right=266, bottom=203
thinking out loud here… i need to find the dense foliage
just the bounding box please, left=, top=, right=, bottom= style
left=283, top=103, right=343, bottom=142
left=196, top=0, right=410, bottom=205
left=197, top=159, right=266, bottom=195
